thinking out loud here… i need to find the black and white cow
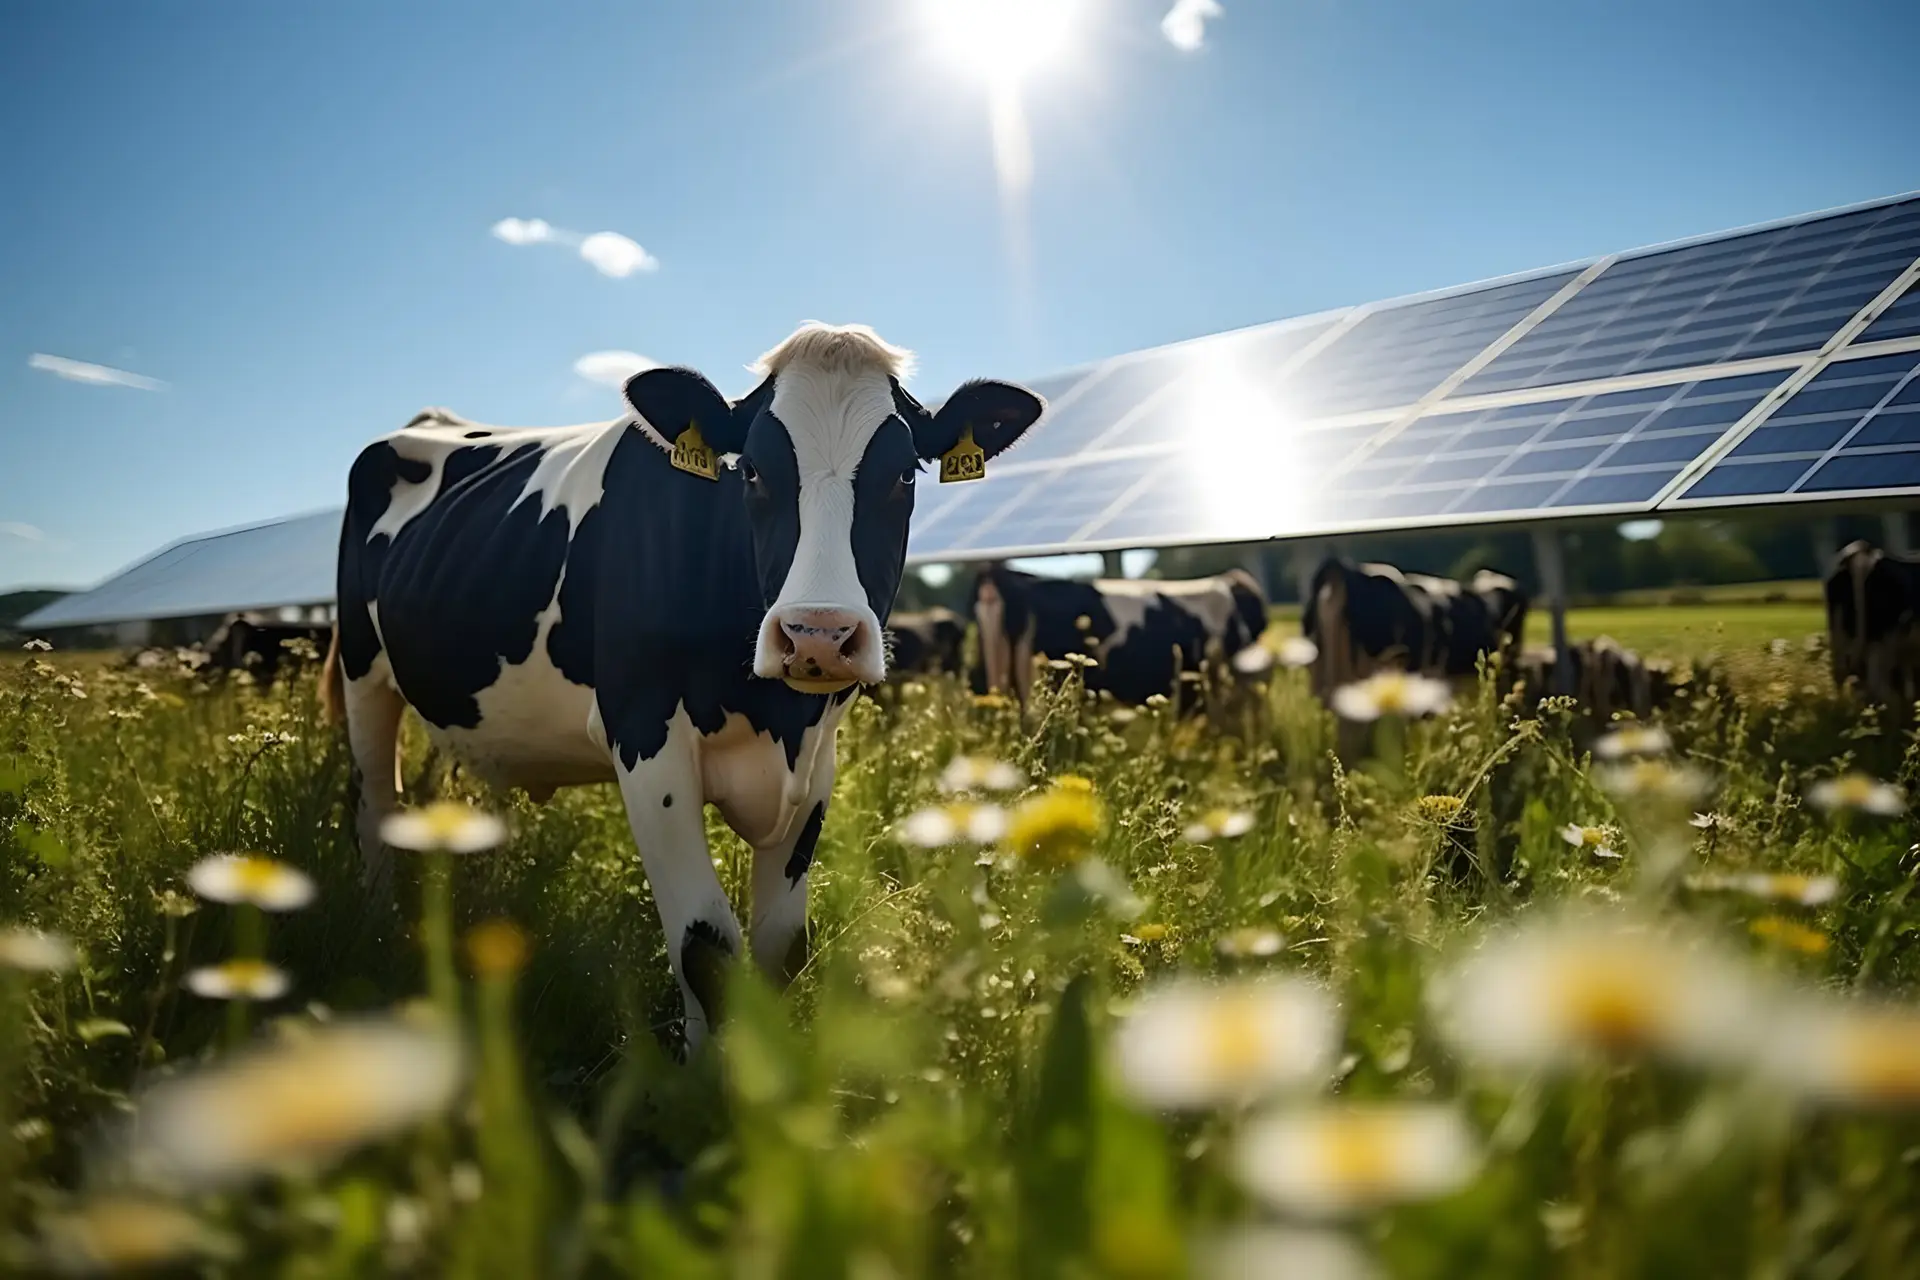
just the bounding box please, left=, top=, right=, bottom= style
left=886, top=607, right=967, bottom=678
left=321, top=324, right=1043, bottom=1046
left=970, top=565, right=1269, bottom=708
left=1825, top=539, right=1920, bottom=712
left=1302, top=558, right=1527, bottom=699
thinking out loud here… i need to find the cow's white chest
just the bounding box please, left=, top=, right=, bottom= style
left=699, top=704, right=848, bottom=848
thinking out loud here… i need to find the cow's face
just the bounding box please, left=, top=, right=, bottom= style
left=625, top=324, right=1043, bottom=692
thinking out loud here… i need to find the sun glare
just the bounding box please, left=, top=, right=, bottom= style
left=925, top=0, right=1081, bottom=86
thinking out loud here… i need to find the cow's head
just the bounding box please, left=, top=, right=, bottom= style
left=624, top=323, right=1043, bottom=692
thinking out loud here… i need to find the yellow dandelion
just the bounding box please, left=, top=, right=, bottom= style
left=126, top=1017, right=464, bottom=1189
left=1234, top=1103, right=1482, bottom=1218
left=1429, top=913, right=1769, bottom=1071
left=32, top=1197, right=234, bottom=1275
left=1592, top=724, right=1672, bottom=760
left=186, top=854, right=316, bottom=911
left=1559, top=823, right=1622, bottom=861
left=1112, top=977, right=1341, bottom=1110
left=0, top=926, right=76, bottom=973
left=1750, top=915, right=1829, bottom=956
left=1807, top=773, right=1906, bottom=817
left=938, top=755, right=1025, bottom=794
left=1053, top=774, right=1095, bottom=792
left=380, top=801, right=506, bottom=853
left=1195, top=1228, right=1379, bottom=1280
left=1760, top=1001, right=1920, bottom=1108
left=897, top=802, right=1009, bottom=847
left=1002, top=785, right=1104, bottom=869
left=1183, top=808, right=1256, bottom=843
left=971, top=693, right=1014, bottom=711
left=466, top=919, right=531, bottom=977
left=1216, top=927, right=1286, bottom=960
left=1413, top=794, right=1468, bottom=825
left=1330, top=671, right=1451, bottom=722
left=185, top=959, right=291, bottom=1002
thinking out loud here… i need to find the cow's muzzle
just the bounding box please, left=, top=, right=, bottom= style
left=757, top=605, right=884, bottom=692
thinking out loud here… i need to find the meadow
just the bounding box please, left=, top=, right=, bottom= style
left=3, top=601, right=1918, bottom=1278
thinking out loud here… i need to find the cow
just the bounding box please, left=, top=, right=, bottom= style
left=1515, top=636, right=1663, bottom=722
left=970, top=565, right=1269, bottom=710
left=320, top=323, right=1043, bottom=1049
left=886, top=607, right=967, bottom=678
left=203, top=615, right=333, bottom=687
left=1825, top=540, right=1920, bottom=713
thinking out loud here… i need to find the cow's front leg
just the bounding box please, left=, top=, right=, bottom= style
left=749, top=768, right=834, bottom=987
left=613, top=726, right=741, bottom=1054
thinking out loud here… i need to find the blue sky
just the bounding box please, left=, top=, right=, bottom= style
left=3, top=0, right=1915, bottom=592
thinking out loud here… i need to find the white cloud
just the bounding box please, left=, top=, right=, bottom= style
left=27, top=353, right=165, bottom=391
left=491, top=217, right=659, bottom=278
left=0, top=522, right=45, bottom=542
left=1161, top=0, right=1223, bottom=51
left=573, top=350, right=659, bottom=388
left=491, top=217, right=554, bottom=245
left=578, top=231, right=659, bottom=278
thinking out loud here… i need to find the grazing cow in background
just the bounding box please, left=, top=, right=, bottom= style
left=1825, top=540, right=1920, bottom=713
left=886, top=607, right=967, bottom=677
left=1303, top=559, right=1528, bottom=700
left=970, top=565, right=1268, bottom=709
left=322, top=323, right=1043, bottom=1047
left=1516, top=637, right=1663, bottom=722
left=204, top=615, right=333, bottom=687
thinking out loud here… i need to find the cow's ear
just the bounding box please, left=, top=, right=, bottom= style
left=623, top=368, right=748, bottom=455
left=914, top=379, right=1045, bottom=462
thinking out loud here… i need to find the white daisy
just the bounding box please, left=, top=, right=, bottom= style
left=1593, top=725, right=1672, bottom=760
left=1277, top=635, right=1320, bottom=669
left=185, top=960, right=291, bottom=1002
left=32, top=1197, right=234, bottom=1274
left=1806, top=774, right=1906, bottom=817
left=1690, top=872, right=1840, bottom=908
left=1183, top=808, right=1257, bottom=844
left=0, top=926, right=76, bottom=973
left=1215, top=927, right=1286, bottom=959
left=1329, top=672, right=1452, bottom=723
left=1234, top=1103, right=1482, bottom=1218
left=938, top=755, right=1026, bottom=794
left=1231, top=644, right=1277, bottom=676
left=1559, top=823, right=1621, bottom=861
left=1595, top=760, right=1712, bottom=804
left=186, top=855, right=316, bottom=911
left=380, top=802, right=507, bottom=854
left=1757, top=999, right=1920, bottom=1109
left=1689, top=812, right=1730, bottom=831
left=897, top=803, right=1009, bottom=848
left=1111, top=977, right=1340, bottom=1110
left=1194, top=1227, right=1379, bottom=1280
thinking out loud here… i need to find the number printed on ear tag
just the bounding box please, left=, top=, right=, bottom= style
left=940, top=425, right=986, bottom=484
left=671, top=422, right=718, bottom=481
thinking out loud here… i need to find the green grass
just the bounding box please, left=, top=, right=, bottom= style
left=2, top=623, right=1918, bottom=1278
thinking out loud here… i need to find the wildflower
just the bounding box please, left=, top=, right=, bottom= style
left=1806, top=773, right=1906, bottom=817
left=1130, top=923, right=1171, bottom=944
left=1054, top=774, right=1095, bottom=792
left=466, top=919, right=531, bottom=977
left=380, top=801, right=507, bottom=853
left=1690, top=872, right=1840, bottom=907
left=1593, top=725, right=1672, bottom=760
left=1750, top=916, right=1829, bottom=956
left=1595, top=760, right=1712, bottom=804
left=1428, top=913, right=1768, bottom=1072
left=1759, top=1001, right=1920, bottom=1108
left=185, top=960, right=291, bottom=1002
left=897, top=802, right=1008, bottom=847
left=1112, top=977, right=1340, bottom=1109
left=1559, top=823, right=1622, bottom=861
left=1234, top=1104, right=1482, bottom=1218
left=1195, top=1228, right=1379, bottom=1280
left=1183, top=808, right=1255, bottom=843
left=1144, top=693, right=1170, bottom=709
left=1109, top=707, right=1138, bottom=726
left=1413, top=794, right=1468, bottom=825
left=1002, top=785, right=1104, bottom=869
left=1329, top=672, right=1451, bottom=723
left=22, top=638, right=51, bottom=652
left=32, top=1197, right=234, bottom=1274
left=1277, top=635, right=1319, bottom=669
left=971, top=693, right=1014, bottom=711
left=938, top=755, right=1025, bottom=794
left=0, top=926, right=76, bottom=973
left=126, top=1017, right=464, bottom=1188
left=1231, top=643, right=1276, bottom=676
left=1690, top=812, right=1731, bottom=831
left=187, top=855, right=317, bottom=911
left=1216, top=927, right=1286, bottom=959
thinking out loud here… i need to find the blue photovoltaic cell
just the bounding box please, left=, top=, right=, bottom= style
left=1678, top=349, right=1920, bottom=500
left=1319, top=369, right=1783, bottom=520
left=1272, top=272, right=1576, bottom=418
left=1855, top=280, right=1920, bottom=344
left=1458, top=197, right=1920, bottom=396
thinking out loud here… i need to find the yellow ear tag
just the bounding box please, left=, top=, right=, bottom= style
left=670, top=422, right=718, bottom=481
left=940, top=425, right=987, bottom=484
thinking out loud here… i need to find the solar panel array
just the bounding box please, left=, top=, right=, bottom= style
left=23, top=193, right=1920, bottom=630
left=907, top=190, right=1920, bottom=560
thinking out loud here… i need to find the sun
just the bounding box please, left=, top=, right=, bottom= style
left=924, top=0, right=1081, bottom=86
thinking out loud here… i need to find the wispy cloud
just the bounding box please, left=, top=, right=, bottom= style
left=1162, top=0, right=1223, bottom=51
left=491, top=218, right=659, bottom=278
left=0, top=522, right=45, bottom=543
left=573, top=351, right=659, bottom=388
left=28, top=353, right=165, bottom=391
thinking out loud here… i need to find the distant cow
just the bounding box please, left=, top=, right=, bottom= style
left=1825, top=540, right=1920, bottom=711
left=1516, top=637, right=1665, bottom=722
left=1302, top=559, right=1528, bottom=700
left=970, top=566, right=1268, bottom=709
left=204, top=616, right=332, bottom=687
left=322, top=323, right=1044, bottom=1048
left=886, top=607, right=967, bottom=678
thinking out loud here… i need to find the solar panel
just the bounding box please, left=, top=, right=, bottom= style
left=1670, top=349, right=1920, bottom=502
left=1855, top=280, right=1920, bottom=345
left=22, top=511, right=341, bottom=629
left=1458, top=197, right=1920, bottom=397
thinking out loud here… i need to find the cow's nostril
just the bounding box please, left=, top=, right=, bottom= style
left=839, top=624, right=865, bottom=660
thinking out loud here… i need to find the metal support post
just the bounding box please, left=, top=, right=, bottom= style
left=1100, top=548, right=1126, bottom=579
left=1881, top=511, right=1912, bottom=556
left=1531, top=527, right=1572, bottom=694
